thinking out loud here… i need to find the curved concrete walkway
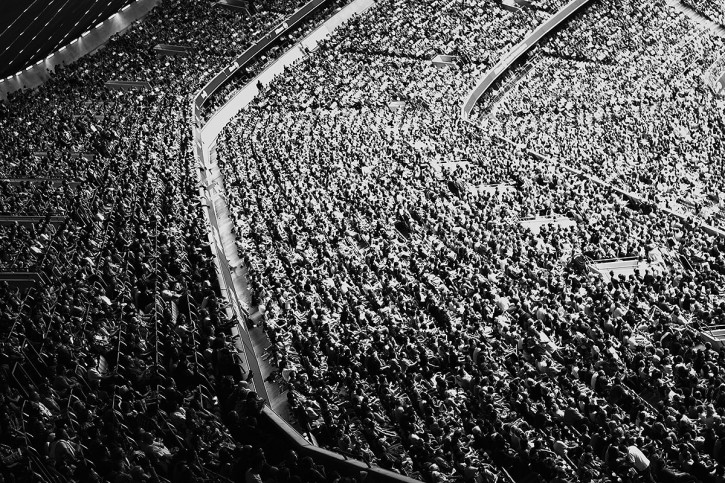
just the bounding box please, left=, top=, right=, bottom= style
left=461, top=0, right=593, bottom=119
left=191, top=0, right=376, bottom=421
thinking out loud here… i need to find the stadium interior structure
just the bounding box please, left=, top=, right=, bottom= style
left=1, top=0, right=725, bottom=482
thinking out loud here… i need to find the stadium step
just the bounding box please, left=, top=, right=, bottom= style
left=469, top=183, right=516, bottom=195
left=104, top=80, right=152, bottom=90
left=0, top=215, right=67, bottom=226
left=388, top=100, right=406, bottom=111
left=0, top=271, right=48, bottom=289
left=70, top=152, right=96, bottom=161
left=518, top=215, right=576, bottom=235
left=431, top=54, right=458, bottom=68
left=0, top=178, right=81, bottom=188
left=153, top=44, right=194, bottom=56
left=589, top=257, right=651, bottom=282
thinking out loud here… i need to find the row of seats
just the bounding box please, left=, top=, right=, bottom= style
left=0, top=0, right=361, bottom=482
left=211, top=0, right=725, bottom=481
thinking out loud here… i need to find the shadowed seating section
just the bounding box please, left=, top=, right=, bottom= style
left=0, top=0, right=374, bottom=481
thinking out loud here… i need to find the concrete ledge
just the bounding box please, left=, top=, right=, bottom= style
left=0, top=216, right=66, bottom=226
left=461, top=0, right=592, bottom=119
left=262, top=407, right=422, bottom=483
left=189, top=0, right=425, bottom=480
left=199, top=0, right=375, bottom=146
left=153, top=44, right=194, bottom=56
left=105, top=80, right=152, bottom=90
left=0, top=178, right=82, bottom=187
left=193, top=0, right=330, bottom=120
left=217, top=0, right=252, bottom=13
left=0, top=272, right=48, bottom=289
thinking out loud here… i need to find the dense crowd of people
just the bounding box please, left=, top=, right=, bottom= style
left=3, top=0, right=725, bottom=481
left=481, top=0, right=725, bottom=228
left=211, top=0, right=725, bottom=481
left=196, top=0, right=350, bottom=121
left=0, top=0, right=352, bottom=481
left=682, top=0, right=725, bottom=25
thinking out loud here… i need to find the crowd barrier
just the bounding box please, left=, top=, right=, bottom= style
left=193, top=0, right=328, bottom=122
left=199, top=0, right=375, bottom=146
left=190, top=0, right=421, bottom=481
left=0, top=0, right=159, bottom=98
left=262, top=407, right=422, bottom=483
left=460, top=0, right=592, bottom=119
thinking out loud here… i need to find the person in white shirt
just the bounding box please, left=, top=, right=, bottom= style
left=627, top=444, right=649, bottom=471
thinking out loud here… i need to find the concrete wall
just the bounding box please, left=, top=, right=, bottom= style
left=460, top=0, right=592, bottom=119
left=191, top=0, right=424, bottom=481
left=199, top=0, right=376, bottom=147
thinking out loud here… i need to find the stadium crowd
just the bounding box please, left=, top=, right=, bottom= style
left=213, top=0, right=725, bottom=481
left=0, top=0, right=349, bottom=482
left=682, top=0, right=724, bottom=26
left=481, top=0, right=725, bottom=228
left=2, top=0, right=725, bottom=481
left=196, top=0, right=351, bottom=121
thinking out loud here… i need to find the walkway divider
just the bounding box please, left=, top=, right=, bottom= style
left=189, top=1, right=427, bottom=481
left=262, top=406, right=422, bottom=483
left=193, top=0, right=329, bottom=122
left=199, top=0, right=375, bottom=147
left=491, top=132, right=725, bottom=239
left=460, top=0, right=592, bottom=119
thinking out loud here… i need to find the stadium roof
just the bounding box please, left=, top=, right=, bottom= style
left=0, top=0, right=134, bottom=78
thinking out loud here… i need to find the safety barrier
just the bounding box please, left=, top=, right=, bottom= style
left=262, top=407, right=422, bottom=483
left=193, top=0, right=329, bottom=122
left=190, top=0, right=426, bottom=481
left=460, top=0, right=592, bottom=119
